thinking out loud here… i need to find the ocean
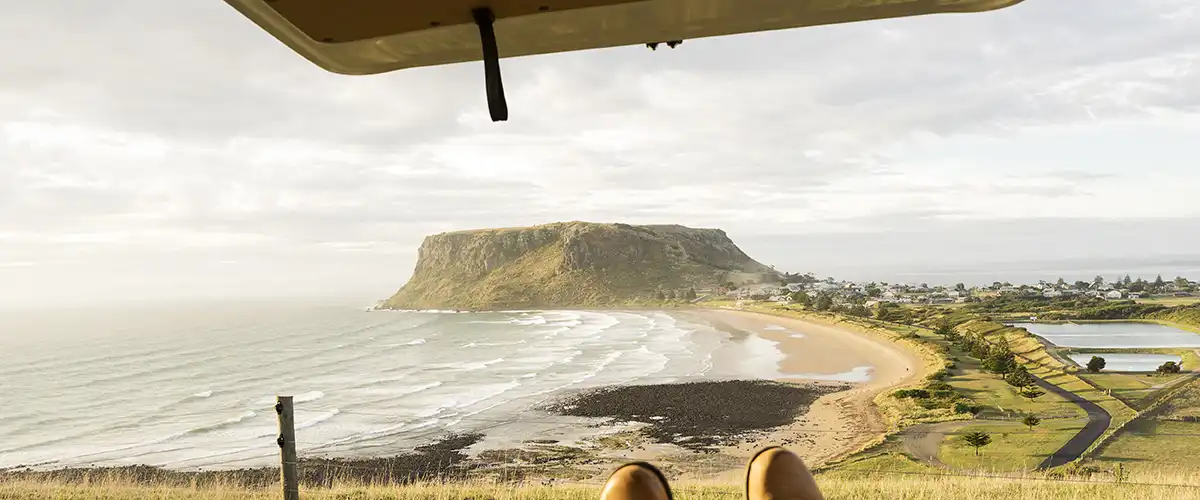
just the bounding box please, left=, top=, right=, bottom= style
left=0, top=303, right=840, bottom=471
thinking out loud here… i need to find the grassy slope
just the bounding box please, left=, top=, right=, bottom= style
left=1091, top=420, right=1200, bottom=475
left=1077, top=370, right=1193, bottom=410
left=964, top=321, right=1139, bottom=463
left=1091, top=376, right=1200, bottom=474
left=7, top=472, right=1200, bottom=500
left=714, top=303, right=1090, bottom=472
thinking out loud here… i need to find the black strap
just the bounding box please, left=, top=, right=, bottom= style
left=472, top=8, right=508, bottom=122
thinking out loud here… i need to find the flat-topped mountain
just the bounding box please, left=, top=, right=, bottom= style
left=381, top=222, right=778, bottom=310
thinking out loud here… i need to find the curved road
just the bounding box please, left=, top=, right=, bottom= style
left=1032, top=374, right=1111, bottom=469
left=899, top=375, right=1111, bottom=469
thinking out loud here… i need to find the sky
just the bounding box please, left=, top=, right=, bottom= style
left=2, top=0, right=1199, bottom=306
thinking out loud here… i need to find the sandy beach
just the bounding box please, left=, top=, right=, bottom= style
left=690, top=308, right=926, bottom=471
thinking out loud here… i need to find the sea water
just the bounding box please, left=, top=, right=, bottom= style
left=0, top=303, right=863, bottom=470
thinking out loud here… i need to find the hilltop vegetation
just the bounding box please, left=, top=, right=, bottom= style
left=382, top=222, right=778, bottom=310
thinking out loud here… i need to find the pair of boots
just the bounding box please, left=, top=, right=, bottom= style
left=600, top=447, right=824, bottom=500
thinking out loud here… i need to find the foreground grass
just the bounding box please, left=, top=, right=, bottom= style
left=6, top=472, right=1200, bottom=500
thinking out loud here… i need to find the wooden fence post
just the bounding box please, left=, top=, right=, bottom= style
left=276, top=396, right=299, bottom=500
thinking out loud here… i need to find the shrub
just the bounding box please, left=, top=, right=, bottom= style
left=953, top=402, right=979, bottom=414
left=1157, top=361, right=1182, bottom=375
left=893, top=389, right=930, bottom=399
left=925, top=381, right=953, bottom=392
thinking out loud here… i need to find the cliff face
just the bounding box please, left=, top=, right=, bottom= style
left=383, top=222, right=778, bottom=310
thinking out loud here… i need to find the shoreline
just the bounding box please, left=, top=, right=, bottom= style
left=688, top=308, right=927, bottom=471
left=2, top=306, right=928, bottom=483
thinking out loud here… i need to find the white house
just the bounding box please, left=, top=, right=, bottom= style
left=1043, top=289, right=1063, bottom=298
left=1106, top=290, right=1124, bottom=300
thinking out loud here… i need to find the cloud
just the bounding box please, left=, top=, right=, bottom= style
left=1, top=0, right=1198, bottom=304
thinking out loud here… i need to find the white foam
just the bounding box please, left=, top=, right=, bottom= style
left=510, top=316, right=547, bottom=326
left=787, top=366, right=874, bottom=383
left=763, top=325, right=788, bottom=331
left=192, top=390, right=213, bottom=398
left=296, top=409, right=339, bottom=431
left=257, top=391, right=324, bottom=406
left=789, top=333, right=806, bottom=339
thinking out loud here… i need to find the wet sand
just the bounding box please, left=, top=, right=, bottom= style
left=690, top=309, right=926, bottom=472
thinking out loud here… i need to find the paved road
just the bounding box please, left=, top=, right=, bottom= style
left=1034, top=374, right=1111, bottom=469
left=900, top=421, right=970, bottom=468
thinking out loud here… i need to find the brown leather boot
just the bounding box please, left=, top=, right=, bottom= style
left=600, top=462, right=673, bottom=500
left=746, top=447, right=825, bottom=500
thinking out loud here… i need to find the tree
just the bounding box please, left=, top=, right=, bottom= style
left=1093, top=275, right=1105, bottom=288
left=1086, top=356, right=1106, bottom=373
left=955, top=282, right=967, bottom=292
left=935, top=320, right=955, bottom=337
left=1004, top=365, right=1034, bottom=388
left=814, top=294, right=834, bottom=312
left=655, top=290, right=666, bottom=301
left=1123, top=274, right=1133, bottom=286
left=1074, top=280, right=1091, bottom=291
left=685, top=287, right=698, bottom=300
left=1022, top=415, right=1042, bottom=431
left=664, top=289, right=676, bottom=300
left=1157, top=361, right=1182, bottom=375
left=791, top=290, right=812, bottom=307
left=1154, top=274, right=1166, bottom=289
left=1175, top=276, right=1191, bottom=290
left=984, top=339, right=1016, bottom=374
left=962, top=431, right=993, bottom=456
left=1056, top=277, right=1067, bottom=288
left=847, top=304, right=870, bottom=317
left=1019, top=386, right=1045, bottom=402
left=865, top=286, right=882, bottom=298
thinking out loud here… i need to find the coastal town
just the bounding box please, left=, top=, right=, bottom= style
left=720, top=273, right=1200, bottom=309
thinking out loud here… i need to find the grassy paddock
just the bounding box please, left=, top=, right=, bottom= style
left=5, top=471, right=1200, bottom=500
left=1136, top=296, right=1200, bottom=307
left=1092, top=420, right=1200, bottom=475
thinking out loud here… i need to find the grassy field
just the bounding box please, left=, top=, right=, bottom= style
left=1091, top=378, right=1200, bottom=473
left=732, top=305, right=1106, bottom=471
left=938, top=419, right=1086, bottom=471
left=1136, top=296, right=1200, bottom=307
left=6, top=471, right=1200, bottom=500
left=1091, top=420, right=1200, bottom=475
left=1078, top=371, right=1193, bottom=409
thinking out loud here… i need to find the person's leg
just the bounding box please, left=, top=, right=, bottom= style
left=746, top=447, right=825, bottom=500
left=600, top=462, right=673, bottom=500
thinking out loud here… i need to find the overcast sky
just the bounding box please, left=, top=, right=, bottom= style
left=2, top=1, right=1199, bottom=306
